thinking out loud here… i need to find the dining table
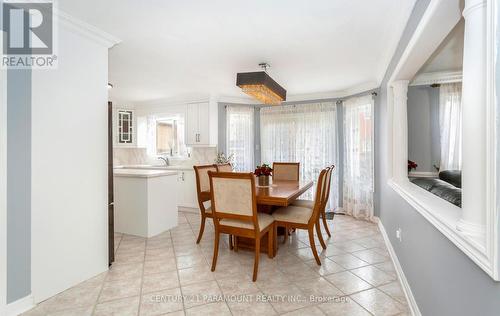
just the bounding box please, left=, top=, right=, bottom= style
left=233, top=178, right=314, bottom=257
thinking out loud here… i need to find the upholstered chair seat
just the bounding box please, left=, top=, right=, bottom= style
left=291, top=199, right=314, bottom=208
left=272, top=206, right=312, bottom=224
left=220, top=213, right=274, bottom=231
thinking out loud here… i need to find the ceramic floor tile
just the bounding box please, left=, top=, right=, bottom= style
left=140, top=288, right=184, bottom=316
left=142, top=270, right=180, bottom=294
left=226, top=294, right=277, bottom=316
left=93, top=296, right=140, bottom=316
left=351, top=249, right=389, bottom=265
left=318, top=296, right=371, bottom=316
left=350, top=265, right=396, bottom=287
left=21, top=212, right=411, bottom=316
left=324, top=271, right=372, bottom=295
left=305, top=257, right=345, bottom=276
left=181, top=280, right=222, bottom=309
left=378, top=281, right=407, bottom=304
left=178, top=265, right=215, bottom=286
left=217, top=275, right=261, bottom=296
left=328, top=254, right=370, bottom=270
left=184, top=302, right=231, bottom=316
left=99, top=277, right=142, bottom=303
left=350, top=288, right=407, bottom=316
left=282, top=305, right=325, bottom=316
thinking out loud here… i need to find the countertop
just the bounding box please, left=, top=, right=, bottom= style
left=114, top=168, right=179, bottom=178
left=114, top=165, right=195, bottom=171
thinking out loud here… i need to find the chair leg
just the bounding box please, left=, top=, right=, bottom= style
left=316, top=219, right=327, bottom=250
left=267, top=228, right=273, bottom=259
left=252, top=237, right=260, bottom=282
left=308, top=228, right=321, bottom=266
left=321, top=210, right=331, bottom=237
left=229, top=235, right=233, bottom=250
left=211, top=231, right=220, bottom=272
left=234, top=236, right=238, bottom=252
left=282, top=225, right=288, bottom=244
left=196, top=214, right=206, bottom=244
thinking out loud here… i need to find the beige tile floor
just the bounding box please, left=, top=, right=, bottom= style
left=23, top=212, right=410, bottom=316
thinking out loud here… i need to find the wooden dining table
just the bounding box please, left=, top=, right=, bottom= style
left=234, top=178, right=314, bottom=257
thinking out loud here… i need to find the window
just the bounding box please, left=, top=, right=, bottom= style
left=260, top=102, right=339, bottom=210
left=226, top=105, right=254, bottom=171
left=117, top=110, right=134, bottom=144
left=156, top=118, right=186, bottom=156
left=343, top=95, right=374, bottom=220
left=137, top=115, right=188, bottom=158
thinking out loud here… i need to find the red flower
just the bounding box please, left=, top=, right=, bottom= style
left=254, top=164, right=273, bottom=176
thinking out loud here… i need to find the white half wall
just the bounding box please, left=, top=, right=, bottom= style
left=31, top=24, right=113, bottom=302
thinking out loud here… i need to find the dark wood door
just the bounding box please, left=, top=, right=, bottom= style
left=108, top=101, right=115, bottom=265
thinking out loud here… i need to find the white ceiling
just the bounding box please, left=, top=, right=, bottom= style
left=59, top=0, right=416, bottom=105
left=417, top=19, right=464, bottom=74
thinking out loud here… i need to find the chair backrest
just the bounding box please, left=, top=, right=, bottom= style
left=322, top=165, right=335, bottom=211
left=193, top=164, right=217, bottom=202
left=308, top=167, right=329, bottom=225
left=215, top=163, right=233, bottom=172
left=273, top=162, right=300, bottom=181
left=208, top=172, right=259, bottom=231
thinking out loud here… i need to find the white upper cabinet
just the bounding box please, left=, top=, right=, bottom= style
left=185, top=100, right=217, bottom=146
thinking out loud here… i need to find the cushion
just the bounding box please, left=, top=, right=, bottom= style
left=410, top=178, right=442, bottom=191
left=291, top=199, right=314, bottom=208
left=430, top=182, right=462, bottom=207
left=272, top=206, right=312, bottom=224
left=219, top=213, right=274, bottom=231
left=439, top=170, right=462, bottom=188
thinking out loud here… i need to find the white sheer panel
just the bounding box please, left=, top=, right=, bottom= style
left=439, top=83, right=462, bottom=171
left=226, top=105, right=255, bottom=171
left=343, top=95, right=374, bottom=220
left=260, top=102, right=339, bottom=211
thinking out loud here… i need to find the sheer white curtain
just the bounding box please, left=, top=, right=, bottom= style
left=343, top=95, right=374, bottom=220
left=260, top=102, right=339, bottom=210
left=226, top=105, right=255, bottom=171
left=439, top=83, right=462, bottom=171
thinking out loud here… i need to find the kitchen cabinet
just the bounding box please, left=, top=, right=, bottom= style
left=185, top=100, right=218, bottom=146
left=176, top=169, right=198, bottom=209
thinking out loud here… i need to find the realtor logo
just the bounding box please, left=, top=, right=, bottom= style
left=2, top=1, right=57, bottom=68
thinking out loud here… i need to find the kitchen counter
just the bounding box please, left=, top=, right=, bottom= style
left=114, top=165, right=195, bottom=171
left=114, top=168, right=178, bottom=178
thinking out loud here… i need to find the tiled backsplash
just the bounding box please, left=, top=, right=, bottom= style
left=113, top=147, right=217, bottom=166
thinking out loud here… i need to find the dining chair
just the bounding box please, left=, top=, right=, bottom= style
left=214, top=163, right=233, bottom=172
left=193, top=164, right=217, bottom=244
left=272, top=162, right=300, bottom=181
left=292, top=165, right=335, bottom=237
left=272, top=168, right=329, bottom=265
left=208, top=171, right=274, bottom=281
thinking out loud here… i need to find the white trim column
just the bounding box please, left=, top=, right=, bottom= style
left=391, top=80, right=409, bottom=181
left=457, top=0, right=487, bottom=241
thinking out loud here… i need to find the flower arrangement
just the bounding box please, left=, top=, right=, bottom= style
left=408, top=160, right=418, bottom=172
left=254, top=164, right=273, bottom=177
left=215, top=152, right=234, bottom=165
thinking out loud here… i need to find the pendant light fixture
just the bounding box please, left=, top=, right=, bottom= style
left=236, top=63, right=286, bottom=105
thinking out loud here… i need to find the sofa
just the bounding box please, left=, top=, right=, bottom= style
left=410, top=170, right=462, bottom=207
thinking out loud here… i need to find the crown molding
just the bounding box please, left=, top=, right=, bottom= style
left=286, top=81, right=379, bottom=102
left=55, top=10, right=121, bottom=48
left=410, top=70, right=463, bottom=86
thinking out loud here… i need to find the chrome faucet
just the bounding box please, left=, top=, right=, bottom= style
left=158, top=156, right=169, bottom=166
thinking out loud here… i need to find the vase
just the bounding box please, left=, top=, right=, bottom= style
left=258, top=175, right=270, bottom=186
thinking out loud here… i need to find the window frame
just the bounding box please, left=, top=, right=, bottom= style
left=386, top=0, right=499, bottom=279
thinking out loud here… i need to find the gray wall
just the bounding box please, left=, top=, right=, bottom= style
left=7, top=69, right=31, bottom=303
left=376, top=1, right=500, bottom=315
left=407, top=85, right=440, bottom=172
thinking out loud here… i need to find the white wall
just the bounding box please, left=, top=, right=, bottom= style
left=31, top=26, right=111, bottom=302
left=0, top=36, right=7, bottom=315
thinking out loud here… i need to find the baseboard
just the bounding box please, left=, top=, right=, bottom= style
left=178, top=206, right=198, bottom=214
left=377, top=220, right=422, bottom=316
left=6, top=294, right=34, bottom=316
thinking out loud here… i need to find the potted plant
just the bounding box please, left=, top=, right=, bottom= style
left=408, top=160, right=418, bottom=173
left=254, top=164, right=273, bottom=186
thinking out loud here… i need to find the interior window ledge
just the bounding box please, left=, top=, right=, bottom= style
left=388, top=178, right=494, bottom=278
